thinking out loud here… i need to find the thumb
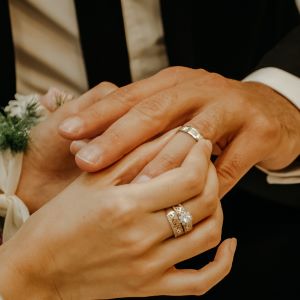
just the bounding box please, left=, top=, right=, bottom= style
left=214, top=132, right=262, bottom=198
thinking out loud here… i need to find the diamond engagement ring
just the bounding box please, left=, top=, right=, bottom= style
left=179, top=125, right=203, bottom=142
left=173, top=204, right=193, bottom=233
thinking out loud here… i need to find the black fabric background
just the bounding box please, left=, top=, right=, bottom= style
left=160, top=0, right=300, bottom=79
left=0, top=0, right=16, bottom=106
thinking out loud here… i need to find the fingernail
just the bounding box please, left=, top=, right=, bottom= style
left=229, top=238, right=237, bottom=253
left=76, top=145, right=103, bottom=164
left=70, top=140, right=88, bottom=154
left=134, top=175, right=151, bottom=183
left=59, top=117, right=83, bottom=134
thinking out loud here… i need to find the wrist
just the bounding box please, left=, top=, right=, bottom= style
left=0, top=241, right=56, bottom=300
left=243, top=81, right=300, bottom=167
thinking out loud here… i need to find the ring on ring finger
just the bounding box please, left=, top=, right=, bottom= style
left=179, top=125, right=204, bottom=142
left=166, top=204, right=193, bottom=238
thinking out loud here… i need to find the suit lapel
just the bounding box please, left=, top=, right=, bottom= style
left=74, top=0, right=131, bottom=88
left=0, top=0, right=16, bottom=106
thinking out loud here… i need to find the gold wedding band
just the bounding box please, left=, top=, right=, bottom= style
left=173, top=204, right=193, bottom=233
left=166, top=204, right=193, bottom=238
left=166, top=208, right=184, bottom=238
left=179, top=125, right=203, bottom=142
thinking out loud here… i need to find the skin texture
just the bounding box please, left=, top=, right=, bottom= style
left=17, top=82, right=118, bottom=212
left=0, top=142, right=236, bottom=300
left=58, top=67, right=300, bottom=197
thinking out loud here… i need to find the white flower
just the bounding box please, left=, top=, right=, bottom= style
left=4, top=94, right=46, bottom=119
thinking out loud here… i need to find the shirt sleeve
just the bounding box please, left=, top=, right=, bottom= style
left=243, top=67, right=300, bottom=110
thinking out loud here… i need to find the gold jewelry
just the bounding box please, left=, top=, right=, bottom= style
left=166, top=208, right=184, bottom=238
left=179, top=125, right=203, bottom=142
left=173, top=204, right=193, bottom=233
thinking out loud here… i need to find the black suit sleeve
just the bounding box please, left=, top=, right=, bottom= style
left=256, top=24, right=300, bottom=77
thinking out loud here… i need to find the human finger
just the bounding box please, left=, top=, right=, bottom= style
left=151, top=203, right=223, bottom=267
left=215, top=130, right=269, bottom=198
left=150, top=164, right=219, bottom=242
left=133, top=124, right=209, bottom=182
left=59, top=81, right=118, bottom=116
left=70, top=139, right=90, bottom=155
left=73, top=84, right=198, bottom=172
left=155, top=237, right=237, bottom=296
left=81, top=129, right=177, bottom=188
left=124, top=139, right=212, bottom=212
left=58, top=67, right=206, bottom=139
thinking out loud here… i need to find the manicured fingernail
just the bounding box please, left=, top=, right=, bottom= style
left=76, top=145, right=103, bottom=164
left=70, top=140, right=88, bottom=154
left=134, top=175, right=151, bottom=183
left=229, top=238, right=237, bottom=253
left=59, top=117, right=83, bottom=134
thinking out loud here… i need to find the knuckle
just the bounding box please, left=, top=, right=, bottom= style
left=79, top=104, right=105, bottom=122
left=95, top=196, right=129, bottom=229
left=113, top=85, right=137, bottom=109
left=96, top=81, right=118, bottom=95
left=123, top=231, right=148, bottom=257
left=127, top=232, right=154, bottom=257
left=104, top=195, right=138, bottom=226
left=128, top=260, right=158, bottom=286
left=253, top=115, right=280, bottom=141
left=193, top=71, right=227, bottom=89
left=217, top=154, right=242, bottom=184
left=106, top=127, right=125, bottom=147
left=206, top=72, right=229, bottom=88
left=157, top=152, right=180, bottom=170
left=132, top=91, right=175, bottom=126
left=97, top=196, right=119, bottom=218
left=158, top=66, right=192, bottom=84
left=192, top=115, right=218, bottom=140
left=143, top=152, right=180, bottom=179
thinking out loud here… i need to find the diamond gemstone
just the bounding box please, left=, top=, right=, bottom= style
left=179, top=214, right=192, bottom=225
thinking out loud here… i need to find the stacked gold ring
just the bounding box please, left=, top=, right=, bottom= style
left=166, top=204, right=193, bottom=238
left=166, top=208, right=184, bottom=238
left=173, top=204, right=193, bottom=233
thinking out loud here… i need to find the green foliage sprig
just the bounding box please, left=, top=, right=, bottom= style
left=0, top=95, right=45, bottom=153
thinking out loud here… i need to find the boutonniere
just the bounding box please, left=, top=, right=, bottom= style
left=0, top=94, right=47, bottom=153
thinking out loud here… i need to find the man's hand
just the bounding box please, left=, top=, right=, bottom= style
left=58, top=67, right=300, bottom=197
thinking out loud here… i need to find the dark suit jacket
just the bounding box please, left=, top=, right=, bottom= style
left=1, top=0, right=300, bottom=205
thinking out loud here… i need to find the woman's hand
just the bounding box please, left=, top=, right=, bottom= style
left=58, top=67, right=300, bottom=197
left=16, top=82, right=118, bottom=212
left=0, top=140, right=236, bottom=299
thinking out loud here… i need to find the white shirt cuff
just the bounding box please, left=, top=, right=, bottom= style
left=243, top=67, right=300, bottom=110
left=256, top=164, right=300, bottom=185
